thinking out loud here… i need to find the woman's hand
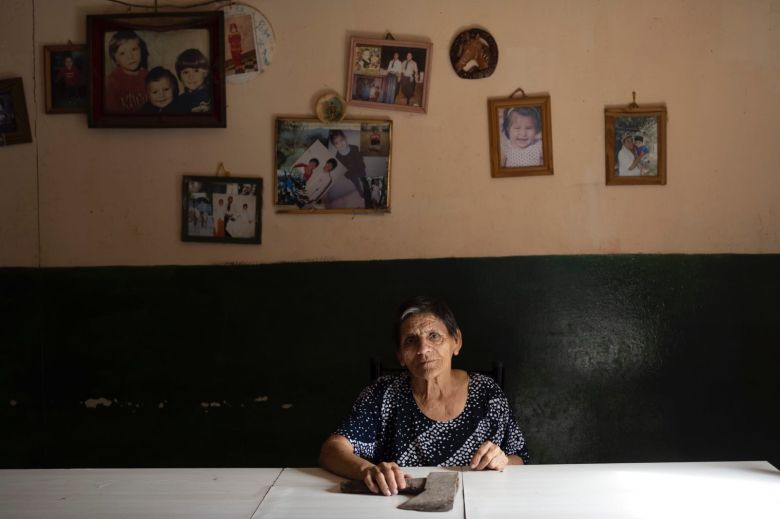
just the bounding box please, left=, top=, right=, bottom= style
left=470, top=440, right=510, bottom=471
left=360, top=462, right=408, bottom=496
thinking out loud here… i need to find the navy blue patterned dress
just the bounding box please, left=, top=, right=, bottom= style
left=335, top=372, right=530, bottom=466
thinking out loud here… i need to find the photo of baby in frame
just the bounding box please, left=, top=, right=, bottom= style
left=274, top=118, right=392, bottom=213
left=488, top=94, right=553, bottom=177
left=87, top=12, right=225, bottom=128
left=605, top=104, right=667, bottom=186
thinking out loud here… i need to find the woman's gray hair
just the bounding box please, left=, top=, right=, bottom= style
left=394, top=296, right=460, bottom=348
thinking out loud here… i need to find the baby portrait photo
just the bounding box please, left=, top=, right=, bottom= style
left=346, top=37, right=432, bottom=114
left=605, top=105, right=667, bottom=185
left=488, top=94, right=553, bottom=177
left=275, top=118, right=392, bottom=213
left=87, top=12, right=225, bottom=128
left=182, top=176, right=262, bottom=244
left=44, top=45, right=87, bottom=113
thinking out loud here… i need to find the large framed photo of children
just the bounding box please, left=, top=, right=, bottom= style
left=488, top=94, right=553, bottom=177
left=182, top=176, right=261, bottom=244
left=605, top=105, right=667, bottom=186
left=0, top=78, right=32, bottom=146
left=87, top=12, right=226, bottom=128
left=346, top=37, right=432, bottom=114
left=275, top=118, right=392, bottom=213
left=44, top=44, right=88, bottom=113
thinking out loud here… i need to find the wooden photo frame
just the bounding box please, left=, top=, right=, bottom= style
left=488, top=93, right=553, bottom=177
left=0, top=78, right=32, bottom=146
left=274, top=118, right=392, bottom=213
left=182, top=175, right=261, bottom=244
left=44, top=44, right=88, bottom=113
left=346, top=37, right=432, bottom=114
left=605, top=104, right=667, bottom=185
left=87, top=12, right=226, bottom=128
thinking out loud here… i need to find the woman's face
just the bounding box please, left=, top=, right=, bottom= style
left=332, top=134, right=349, bottom=154
left=623, top=136, right=634, bottom=149
left=397, top=313, right=462, bottom=379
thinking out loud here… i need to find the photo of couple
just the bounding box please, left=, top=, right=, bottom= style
left=275, top=119, right=391, bottom=212
left=347, top=38, right=431, bottom=113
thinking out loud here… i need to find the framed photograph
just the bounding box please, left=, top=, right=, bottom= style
left=0, top=78, right=32, bottom=146
left=605, top=105, right=667, bottom=185
left=346, top=37, right=431, bottom=114
left=222, top=3, right=275, bottom=83
left=182, top=176, right=261, bottom=244
left=44, top=44, right=88, bottom=113
left=274, top=118, right=392, bottom=213
left=488, top=94, right=553, bottom=177
left=87, top=12, right=226, bottom=128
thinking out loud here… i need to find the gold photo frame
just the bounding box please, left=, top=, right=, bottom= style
left=488, top=93, right=553, bottom=177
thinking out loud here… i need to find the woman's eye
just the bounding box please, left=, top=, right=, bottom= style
left=429, top=332, right=441, bottom=341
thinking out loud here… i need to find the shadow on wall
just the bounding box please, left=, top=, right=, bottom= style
left=1, top=255, right=779, bottom=468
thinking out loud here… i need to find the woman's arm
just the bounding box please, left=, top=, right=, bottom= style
left=319, top=434, right=408, bottom=495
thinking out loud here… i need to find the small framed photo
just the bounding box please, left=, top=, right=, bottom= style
left=0, top=78, right=32, bottom=146
left=44, top=44, right=88, bottom=113
left=182, top=176, right=261, bottom=244
left=87, top=12, right=226, bottom=128
left=346, top=37, right=432, bottom=114
left=274, top=118, right=392, bottom=213
left=605, top=105, right=667, bottom=185
left=488, top=94, right=553, bottom=177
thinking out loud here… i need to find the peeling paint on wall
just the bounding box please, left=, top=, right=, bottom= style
left=83, top=397, right=113, bottom=408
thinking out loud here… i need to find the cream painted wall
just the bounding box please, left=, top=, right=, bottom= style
left=1, top=0, right=779, bottom=267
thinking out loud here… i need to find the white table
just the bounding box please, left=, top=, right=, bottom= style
left=251, top=466, right=463, bottom=519
left=463, top=461, right=780, bottom=519
left=1, top=462, right=777, bottom=518
left=0, top=468, right=281, bottom=519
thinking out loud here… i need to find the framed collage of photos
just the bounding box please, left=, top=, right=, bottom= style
left=274, top=118, right=392, bottom=213
left=488, top=94, right=553, bottom=177
left=86, top=12, right=226, bottom=128
left=0, top=78, right=32, bottom=146
left=182, top=176, right=262, bottom=244
left=605, top=105, right=667, bottom=185
left=345, top=37, right=432, bottom=114
left=44, top=44, right=88, bottom=113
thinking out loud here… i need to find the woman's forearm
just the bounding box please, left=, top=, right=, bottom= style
left=319, top=434, right=374, bottom=480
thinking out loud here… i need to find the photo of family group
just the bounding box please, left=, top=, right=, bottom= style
left=45, top=45, right=87, bottom=113
left=605, top=106, right=666, bottom=185
left=346, top=37, right=431, bottom=113
left=87, top=13, right=225, bottom=128
left=613, top=116, right=659, bottom=177
left=488, top=95, right=553, bottom=177
left=275, top=119, right=391, bottom=212
left=182, top=176, right=261, bottom=243
left=103, top=29, right=212, bottom=114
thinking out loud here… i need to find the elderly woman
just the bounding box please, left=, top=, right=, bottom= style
left=319, top=296, right=529, bottom=496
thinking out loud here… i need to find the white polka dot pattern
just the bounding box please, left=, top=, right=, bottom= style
left=335, top=372, right=530, bottom=466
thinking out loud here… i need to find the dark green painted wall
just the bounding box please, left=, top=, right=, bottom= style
left=1, top=255, right=778, bottom=468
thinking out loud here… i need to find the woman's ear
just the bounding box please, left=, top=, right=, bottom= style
left=453, top=329, right=463, bottom=356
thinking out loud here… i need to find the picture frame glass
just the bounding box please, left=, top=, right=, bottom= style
left=488, top=95, right=553, bottom=177
left=613, top=115, right=660, bottom=177
left=47, top=46, right=88, bottom=112
left=346, top=37, right=431, bottom=114
left=275, top=119, right=391, bottom=212
left=88, top=13, right=225, bottom=128
left=182, top=176, right=262, bottom=243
